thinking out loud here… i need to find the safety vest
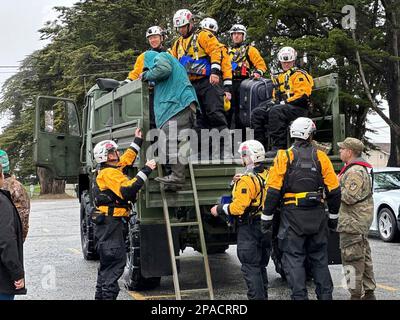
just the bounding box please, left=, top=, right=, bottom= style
left=229, top=45, right=252, bottom=78
left=175, top=30, right=211, bottom=77
left=273, top=67, right=312, bottom=103
left=92, top=168, right=132, bottom=216
left=283, top=145, right=325, bottom=207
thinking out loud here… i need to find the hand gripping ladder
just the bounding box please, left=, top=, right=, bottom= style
left=157, top=161, right=214, bottom=300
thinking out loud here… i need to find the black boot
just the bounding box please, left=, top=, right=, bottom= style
left=155, top=163, right=185, bottom=186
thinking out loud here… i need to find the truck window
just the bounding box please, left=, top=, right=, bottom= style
left=40, top=99, right=79, bottom=136
left=67, top=101, right=80, bottom=136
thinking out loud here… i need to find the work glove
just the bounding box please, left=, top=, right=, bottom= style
left=328, top=218, right=338, bottom=231
left=120, top=78, right=132, bottom=86
left=260, top=217, right=273, bottom=235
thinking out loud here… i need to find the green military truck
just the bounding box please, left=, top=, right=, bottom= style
left=33, top=73, right=345, bottom=294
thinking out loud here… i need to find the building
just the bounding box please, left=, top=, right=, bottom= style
left=364, top=143, right=390, bottom=168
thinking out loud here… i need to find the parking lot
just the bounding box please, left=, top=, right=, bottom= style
left=19, top=199, right=400, bottom=300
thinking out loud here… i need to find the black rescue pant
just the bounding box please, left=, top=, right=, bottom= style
left=95, top=216, right=128, bottom=300
left=237, top=219, right=271, bottom=300
left=228, top=80, right=244, bottom=129
left=268, top=104, right=308, bottom=150
left=278, top=208, right=333, bottom=300
left=192, top=77, right=228, bottom=131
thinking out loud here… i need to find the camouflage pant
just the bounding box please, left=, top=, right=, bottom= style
left=340, top=233, right=376, bottom=298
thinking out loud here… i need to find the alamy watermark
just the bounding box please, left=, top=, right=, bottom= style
left=342, top=5, right=356, bottom=30
left=143, top=125, right=254, bottom=165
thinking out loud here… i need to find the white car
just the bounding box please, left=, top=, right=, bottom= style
left=370, top=167, right=400, bottom=242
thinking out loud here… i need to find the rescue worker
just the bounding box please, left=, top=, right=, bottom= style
left=93, top=129, right=156, bottom=300
left=200, top=18, right=233, bottom=114
left=228, top=24, right=267, bottom=129
left=139, top=50, right=198, bottom=189
left=125, top=26, right=167, bottom=129
left=170, top=9, right=231, bottom=159
left=264, top=47, right=314, bottom=157
left=0, top=150, right=30, bottom=242
left=337, top=137, right=376, bottom=300
left=127, top=26, right=167, bottom=80
left=261, top=117, right=341, bottom=300
left=210, top=140, right=270, bottom=300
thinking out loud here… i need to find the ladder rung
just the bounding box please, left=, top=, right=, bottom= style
left=171, top=221, right=199, bottom=227
left=180, top=288, right=211, bottom=294
left=175, top=254, right=204, bottom=261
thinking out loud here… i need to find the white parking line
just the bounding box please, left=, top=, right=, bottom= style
left=67, top=248, right=81, bottom=255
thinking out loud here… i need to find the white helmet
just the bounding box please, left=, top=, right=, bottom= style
left=278, top=46, right=297, bottom=62
left=173, top=9, right=193, bottom=28
left=93, top=140, right=118, bottom=164
left=200, top=18, right=218, bottom=33
left=229, top=24, right=247, bottom=40
left=290, top=117, right=316, bottom=140
left=238, top=140, right=265, bottom=165
left=146, top=26, right=164, bottom=39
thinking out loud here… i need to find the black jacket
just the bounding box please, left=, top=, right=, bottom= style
left=0, top=189, right=26, bottom=295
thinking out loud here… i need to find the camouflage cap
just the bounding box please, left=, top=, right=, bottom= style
left=337, top=137, right=364, bottom=152
left=0, top=149, right=10, bottom=173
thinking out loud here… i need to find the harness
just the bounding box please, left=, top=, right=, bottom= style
left=277, top=67, right=312, bottom=103
left=229, top=44, right=252, bottom=78
left=92, top=166, right=132, bottom=216
left=233, top=170, right=267, bottom=224
left=282, top=145, right=325, bottom=207
left=176, top=30, right=211, bottom=77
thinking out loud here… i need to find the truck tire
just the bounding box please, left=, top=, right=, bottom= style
left=80, top=191, right=98, bottom=261
left=378, top=207, right=399, bottom=242
left=124, top=219, right=161, bottom=291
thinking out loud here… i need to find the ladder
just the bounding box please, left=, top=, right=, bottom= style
left=157, top=161, right=214, bottom=300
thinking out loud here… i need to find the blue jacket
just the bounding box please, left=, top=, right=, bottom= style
left=143, top=51, right=198, bottom=128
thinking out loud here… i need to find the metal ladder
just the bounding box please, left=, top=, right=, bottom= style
left=157, top=161, right=214, bottom=300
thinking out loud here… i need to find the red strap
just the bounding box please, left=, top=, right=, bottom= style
left=338, top=161, right=372, bottom=178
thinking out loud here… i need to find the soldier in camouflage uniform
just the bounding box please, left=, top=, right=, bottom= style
left=0, top=150, right=30, bottom=242
left=337, top=138, right=376, bottom=300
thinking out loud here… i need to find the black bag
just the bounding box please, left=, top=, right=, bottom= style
left=239, top=78, right=274, bottom=127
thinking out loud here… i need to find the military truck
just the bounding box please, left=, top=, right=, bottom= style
left=33, top=73, right=345, bottom=292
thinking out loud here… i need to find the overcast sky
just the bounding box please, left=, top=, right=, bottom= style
left=0, top=0, right=77, bottom=131
left=0, top=0, right=391, bottom=143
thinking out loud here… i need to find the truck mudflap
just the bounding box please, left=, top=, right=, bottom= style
left=140, top=223, right=181, bottom=278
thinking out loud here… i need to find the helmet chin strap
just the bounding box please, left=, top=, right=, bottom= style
left=241, top=156, right=255, bottom=170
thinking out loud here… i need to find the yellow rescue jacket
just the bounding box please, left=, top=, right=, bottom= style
left=272, top=67, right=314, bottom=107
left=220, top=44, right=232, bottom=88
left=263, top=142, right=340, bottom=220
left=228, top=167, right=268, bottom=217
left=95, top=142, right=150, bottom=217
left=229, top=44, right=267, bottom=79
left=128, top=52, right=145, bottom=80
left=170, top=29, right=223, bottom=81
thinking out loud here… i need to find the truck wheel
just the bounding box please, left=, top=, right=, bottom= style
left=80, top=191, right=98, bottom=261
left=124, top=220, right=161, bottom=291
